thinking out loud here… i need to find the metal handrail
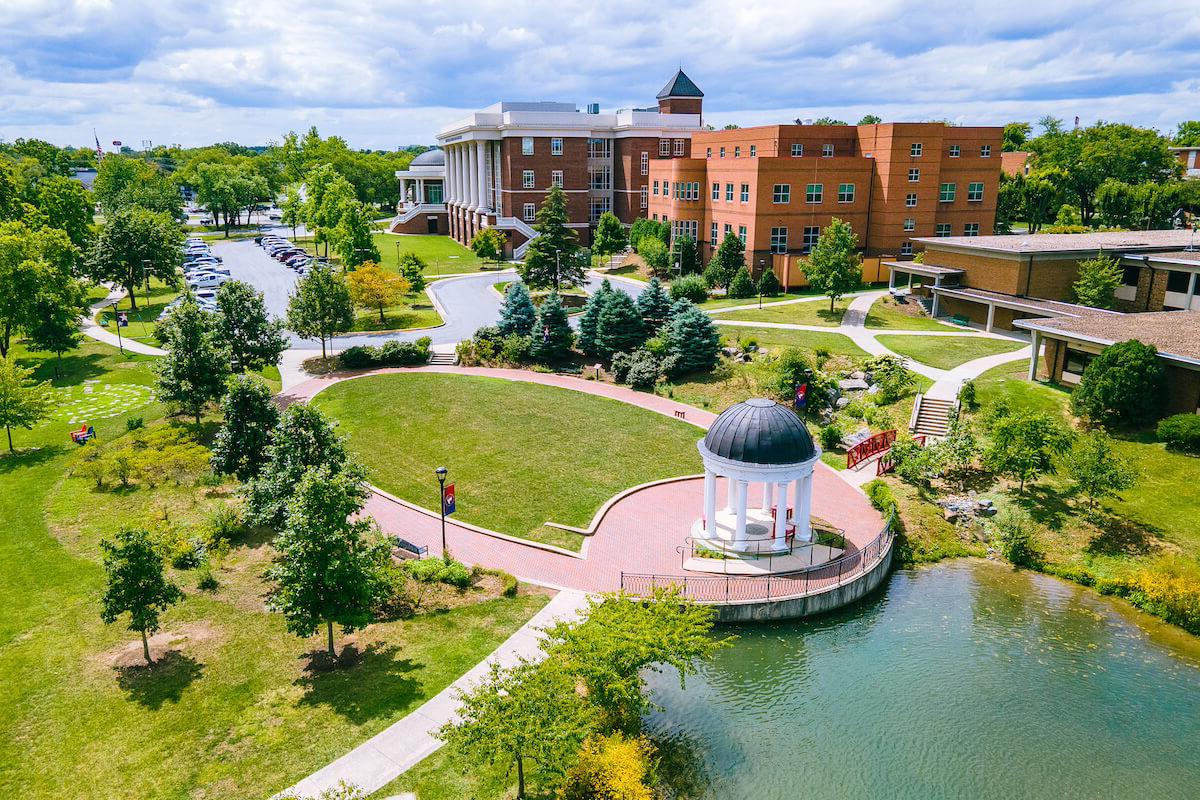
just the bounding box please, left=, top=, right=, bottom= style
left=622, top=514, right=895, bottom=604
left=682, top=523, right=846, bottom=568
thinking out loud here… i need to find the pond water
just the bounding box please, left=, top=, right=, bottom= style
left=645, top=560, right=1200, bottom=800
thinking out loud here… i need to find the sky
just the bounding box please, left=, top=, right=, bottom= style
left=2, top=0, right=1198, bottom=151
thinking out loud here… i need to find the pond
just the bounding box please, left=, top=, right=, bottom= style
left=645, top=560, right=1200, bottom=800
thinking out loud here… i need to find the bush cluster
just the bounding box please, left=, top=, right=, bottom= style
left=864, top=479, right=896, bottom=513
left=456, top=326, right=532, bottom=367
left=339, top=336, right=432, bottom=369
left=406, top=554, right=472, bottom=588
left=1157, top=413, right=1200, bottom=453
left=610, top=348, right=677, bottom=391
left=668, top=274, right=708, bottom=304
left=75, top=424, right=210, bottom=490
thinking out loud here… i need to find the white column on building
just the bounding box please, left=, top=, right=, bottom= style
left=476, top=140, right=489, bottom=215
left=734, top=481, right=749, bottom=546
left=466, top=144, right=478, bottom=210
left=456, top=145, right=465, bottom=204
left=985, top=303, right=996, bottom=332
left=888, top=268, right=896, bottom=291
left=931, top=276, right=942, bottom=317
left=704, top=470, right=717, bottom=534
left=415, top=179, right=424, bottom=205
left=1028, top=331, right=1041, bottom=381
left=761, top=482, right=773, bottom=512
left=773, top=482, right=789, bottom=546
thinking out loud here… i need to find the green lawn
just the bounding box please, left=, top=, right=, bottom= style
left=715, top=325, right=869, bottom=358
left=875, top=334, right=1025, bottom=370
left=864, top=296, right=954, bottom=331
left=299, top=233, right=494, bottom=277
left=0, top=339, right=547, bottom=800
left=312, top=373, right=703, bottom=549
left=92, top=278, right=181, bottom=344
left=695, top=289, right=819, bottom=311
left=350, top=295, right=442, bottom=332
left=714, top=298, right=850, bottom=327
left=972, top=362, right=1072, bottom=420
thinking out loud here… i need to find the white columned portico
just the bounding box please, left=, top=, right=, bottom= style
left=476, top=140, right=489, bottom=215
left=466, top=144, right=478, bottom=210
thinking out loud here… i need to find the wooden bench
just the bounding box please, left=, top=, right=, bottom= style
left=949, top=314, right=971, bottom=327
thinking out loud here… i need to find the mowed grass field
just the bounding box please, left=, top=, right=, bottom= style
left=312, top=373, right=704, bottom=549
left=875, top=333, right=1026, bottom=370
left=299, top=233, right=494, bottom=277
left=713, top=297, right=851, bottom=326
left=715, top=325, right=870, bottom=358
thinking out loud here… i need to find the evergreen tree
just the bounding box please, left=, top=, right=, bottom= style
left=595, top=291, right=645, bottom=359
left=519, top=185, right=583, bottom=289
left=498, top=282, right=537, bottom=337
left=1072, top=251, right=1122, bottom=310
left=728, top=266, right=755, bottom=298
left=757, top=267, right=783, bottom=297
left=211, top=374, right=280, bottom=482
left=154, top=298, right=230, bottom=424
left=706, top=233, right=744, bottom=290
left=215, top=280, right=287, bottom=371
left=577, top=280, right=613, bottom=357
left=804, top=218, right=861, bottom=311
left=664, top=301, right=721, bottom=375
left=636, top=278, right=673, bottom=333
left=100, top=528, right=183, bottom=664
left=530, top=292, right=573, bottom=363
left=591, top=211, right=628, bottom=260
left=672, top=234, right=699, bottom=275
left=286, top=265, right=354, bottom=359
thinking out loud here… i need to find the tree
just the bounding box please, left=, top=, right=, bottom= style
left=267, top=466, right=388, bottom=657
left=497, top=282, right=537, bottom=337
left=1095, top=179, right=1137, bottom=228
left=395, top=252, right=427, bottom=293
left=346, top=262, right=410, bottom=325
left=25, top=266, right=89, bottom=375
left=635, top=278, right=673, bottom=333
left=577, top=280, right=613, bottom=357
left=1071, top=251, right=1122, bottom=309
left=1003, top=122, right=1032, bottom=152
left=636, top=236, right=670, bottom=278
left=86, top=206, right=183, bottom=310
left=663, top=301, right=720, bottom=375
left=936, top=417, right=980, bottom=490
left=803, top=218, right=861, bottom=310
left=215, top=280, right=288, bottom=371
left=984, top=411, right=1074, bottom=493
left=1175, top=121, right=1200, bottom=147
left=705, top=232, right=744, bottom=290
left=858, top=114, right=883, bottom=125
left=35, top=175, right=93, bottom=249
left=248, top=403, right=358, bottom=527
left=441, top=658, right=597, bottom=799
left=1064, top=430, right=1138, bottom=512
left=672, top=233, right=699, bottom=275
left=100, top=528, right=184, bottom=664
left=154, top=298, right=231, bottom=424
left=304, top=164, right=357, bottom=257
left=280, top=185, right=304, bottom=241
left=1071, top=340, right=1164, bottom=426
left=1021, top=173, right=1064, bottom=233
left=0, top=354, right=54, bottom=452
left=813, top=117, right=848, bottom=126
left=529, top=292, right=573, bottom=363
left=627, top=218, right=654, bottom=252
left=470, top=228, right=505, bottom=265
left=595, top=290, right=645, bottom=359
left=286, top=266, right=354, bottom=359
left=520, top=184, right=583, bottom=290
left=995, top=173, right=1022, bottom=234
left=865, top=354, right=916, bottom=404
left=592, top=211, right=628, bottom=260
left=330, top=199, right=379, bottom=266
left=211, top=374, right=279, bottom=482
left=0, top=220, right=80, bottom=358
left=758, top=267, right=782, bottom=297
left=727, top=265, right=755, bottom=299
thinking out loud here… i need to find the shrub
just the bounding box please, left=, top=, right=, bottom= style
left=1071, top=339, right=1164, bottom=426
left=819, top=422, right=844, bottom=450
left=757, top=268, right=783, bottom=297
left=207, top=506, right=245, bottom=546
left=864, top=479, right=896, bottom=513
left=959, top=379, right=977, bottom=409
left=499, top=334, right=533, bottom=365
left=1157, top=414, right=1200, bottom=453
left=609, top=351, right=634, bottom=384
left=560, top=733, right=654, bottom=800
left=626, top=355, right=661, bottom=391
left=669, top=273, right=709, bottom=304
left=406, top=554, right=472, bottom=588
left=338, top=345, right=377, bottom=369
left=989, top=507, right=1040, bottom=567
left=499, top=571, right=519, bottom=597
left=196, top=563, right=219, bottom=591
left=125, top=416, right=144, bottom=431
left=727, top=266, right=756, bottom=299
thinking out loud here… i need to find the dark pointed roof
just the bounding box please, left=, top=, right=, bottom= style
left=702, top=399, right=816, bottom=466
left=657, top=69, right=704, bottom=99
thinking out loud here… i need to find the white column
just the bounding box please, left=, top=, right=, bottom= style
left=457, top=145, right=466, bottom=204
left=773, top=481, right=788, bottom=546
left=734, top=481, right=748, bottom=545
left=796, top=473, right=813, bottom=541
left=725, top=476, right=736, bottom=512
left=762, top=482, right=773, bottom=512
left=703, top=470, right=717, bottom=536
left=1028, top=331, right=1041, bottom=381
left=476, top=140, right=489, bottom=213
left=888, top=268, right=896, bottom=290
left=985, top=303, right=995, bottom=332
left=907, top=271, right=914, bottom=289
left=398, top=177, right=406, bottom=206
left=446, top=148, right=455, bottom=203
left=466, top=144, right=478, bottom=210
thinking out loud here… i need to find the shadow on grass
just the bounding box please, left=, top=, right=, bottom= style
left=1084, top=512, right=1162, bottom=557
left=296, top=642, right=422, bottom=725
left=1011, top=484, right=1074, bottom=531
left=0, top=443, right=65, bottom=473
left=116, top=650, right=206, bottom=709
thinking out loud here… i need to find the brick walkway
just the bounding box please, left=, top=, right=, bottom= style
left=284, top=367, right=886, bottom=593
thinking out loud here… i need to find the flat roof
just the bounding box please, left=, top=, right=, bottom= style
left=916, top=229, right=1199, bottom=255
left=1015, top=311, right=1200, bottom=364
left=932, top=286, right=1120, bottom=318
left=883, top=260, right=964, bottom=277
left=1121, top=249, right=1200, bottom=267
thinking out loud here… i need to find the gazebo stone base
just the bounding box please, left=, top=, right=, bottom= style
left=692, top=509, right=812, bottom=556
left=683, top=542, right=843, bottom=575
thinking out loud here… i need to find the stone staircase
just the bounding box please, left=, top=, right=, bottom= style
left=914, top=294, right=934, bottom=316
left=427, top=350, right=457, bottom=366
left=598, top=247, right=631, bottom=271
left=909, top=393, right=957, bottom=439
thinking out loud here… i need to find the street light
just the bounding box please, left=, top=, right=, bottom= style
left=436, top=466, right=449, bottom=556
left=395, top=240, right=401, bottom=268
left=110, top=301, right=124, bottom=354
left=554, top=249, right=561, bottom=292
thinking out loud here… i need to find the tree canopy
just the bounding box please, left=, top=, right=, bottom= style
left=100, top=528, right=184, bottom=664
left=803, top=218, right=861, bottom=310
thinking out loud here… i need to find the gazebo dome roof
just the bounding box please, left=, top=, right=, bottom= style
left=702, top=398, right=816, bottom=466
left=409, top=149, right=444, bottom=167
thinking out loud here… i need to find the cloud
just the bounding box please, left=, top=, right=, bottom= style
left=0, top=0, right=1196, bottom=149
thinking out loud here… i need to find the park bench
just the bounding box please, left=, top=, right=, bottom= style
left=949, top=314, right=971, bottom=327
left=70, top=425, right=96, bottom=445
left=391, top=536, right=428, bottom=559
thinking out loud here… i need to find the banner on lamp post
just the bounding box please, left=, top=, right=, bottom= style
left=794, top=383, right=807, bottom=410
left=442, top=483, right=456, bottom=516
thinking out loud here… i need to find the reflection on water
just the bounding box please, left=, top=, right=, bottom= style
left=645, top=560, right=1200, bottom=800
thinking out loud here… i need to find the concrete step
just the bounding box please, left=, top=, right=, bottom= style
left=427, top=352, right=458, bottom=366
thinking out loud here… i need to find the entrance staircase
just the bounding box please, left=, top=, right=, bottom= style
left=909, top=393, right=957, bottom=439
left=914, top=294, right=934, bottom=316
left=427, top=350, right=457, bottom=366
left=598, top=247, right=631, bottom=271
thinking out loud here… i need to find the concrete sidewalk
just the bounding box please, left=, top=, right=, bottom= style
left=82, top=288, right=166, bottom=356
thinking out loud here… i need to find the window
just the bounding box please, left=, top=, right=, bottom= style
left=905, top=193, right=917, bottom=208
left=980, top=145, right=992, bottom=157
left=750, top=145, right=757, bottom=157
left=949, top=144, right=960, bottom=158
left=935, top=223, right=952, bottom=237
left=1065, top=349, right=1096, bottom=376
left=964, top=223, right=980, bottom=236
left=551, top=138, right=563, bottom=156
left=588, top=138, right=611, bottom=159
left=589, top=167, right=611, bottom=191
left=589, top=197, right=611, bottom=224
left=711, top=222, right=718, bottom=244
left=838, top=183, right=855, bottom=203
left=660, top=139, right=670, bottom=156
left=711, top=182, right=719, bottom=200
left=640, top=151, right=648, bottom=175
left=901, top=242, right=913, bottom=256
left=740, top=183, right=750, bottom=203
left=903, top=218, right=915, bottom=232
left=523, top=202, right=536, bottom=221
left=1167, top=270, right=1191, bottom=293
left=1121, top=266, right=1141, bottom=287
left=802, top=226, right=820, bottom=251
left=551, top=170, right=563, bottom=187
left=724, top=223, right=732, bottom=238
left=522, top=170, right=535, bottom=189
left=706, top=147, right=712, bottom=158
left=791, top=143, right=804, bottom=157
left=640, top=186, right=648, bottom=209
left=687, top=181, right=700, bottom=200
left=770, top=226, right=788, bottom=253
left=673, top=139, right=684, bottom=156
left=522, top=137, right=534, bottom=156
left=806, top=183, right=823, bottom=203
left=822, top=143, right=834, bottom=157
left=967, top=182, right=984, bottom=202
left=725, top=183, right=734, bottom=202
left=652, top=180, right=659, bottom=196
left=908, top=168, right=920, bottom=182
left=939, top=182, right=956, bottom=202
left=773, top=184, right=790, bottom=203
left=910, top=143, right=923, bottom=157
left=734, top=146, right=741, bottom=158
left=720, top=146, right=726, bottom=158
left=738, top=225, right=746, bottom=244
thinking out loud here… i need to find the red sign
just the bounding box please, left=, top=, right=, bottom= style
left=442, top=483, right=456, bottom=516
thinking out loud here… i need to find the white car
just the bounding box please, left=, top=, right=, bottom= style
left=188, top=274, right=227, bottom=289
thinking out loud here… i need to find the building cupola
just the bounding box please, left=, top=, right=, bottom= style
left=657, top=69, right=704, bottom=118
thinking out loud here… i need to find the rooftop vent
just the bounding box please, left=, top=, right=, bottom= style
left=586, top=102, right=600, bottom=115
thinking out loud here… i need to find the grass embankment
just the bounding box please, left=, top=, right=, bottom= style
left=875, top=334, right=1026, bottom=370
left=91, top=278, right=181, bottom=344
left=864, top=295, right=955, bottom=331
left=0, top=339, right=546, bottom=800
left=312, top=373, right=702, bottom=550
left=350, top=295, right=442, bottom=333
left=716, top=326, right=868, bottom=359
left=714, top=298, right=851, bottom=326
left=299, top=233, right=492, bottom=277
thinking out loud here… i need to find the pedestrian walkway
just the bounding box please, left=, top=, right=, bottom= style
left=275, top=589, right=592, bottom=800
left=81, top=288, right=166, bottom=356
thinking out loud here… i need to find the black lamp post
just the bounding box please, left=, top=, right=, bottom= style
left=436, top=466, right=448, bottom=556
left=110, top=300, right=124, bottom=354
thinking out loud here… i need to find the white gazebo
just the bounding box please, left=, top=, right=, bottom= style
left=693, top=398, right=822, bottom=555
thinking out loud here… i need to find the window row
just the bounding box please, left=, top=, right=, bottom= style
left=934, top=223, right=982, bottom=237
left=659, top=139, right=688, bottom=156
left=936, top=182, right=985, bottom=202
left=909, top=142, right=992, bottom=158
left=521, top=137, right=565, bottom=156
left=521, top=169, right=565, bottom=189
left=651, top=180, right=701, bottom=200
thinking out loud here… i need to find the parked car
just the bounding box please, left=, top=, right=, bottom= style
left=188, top=275, right=227, bottom=289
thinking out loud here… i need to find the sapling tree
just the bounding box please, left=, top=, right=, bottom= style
left=984, top=411, right=1075, bottom=493
left=803, top=218, right=861, bottom=311
left=1063, top=429, right=1138, bottom=512
left=100, top=528, right=184, bottom=664
left=0, top=354, right=54, bottom=452
left=286, top=265, right=354, bottom=359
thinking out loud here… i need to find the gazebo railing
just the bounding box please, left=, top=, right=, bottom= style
left=680, top=522, right=845, bottom=569
left=625, top=515, right=894, bottom=604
